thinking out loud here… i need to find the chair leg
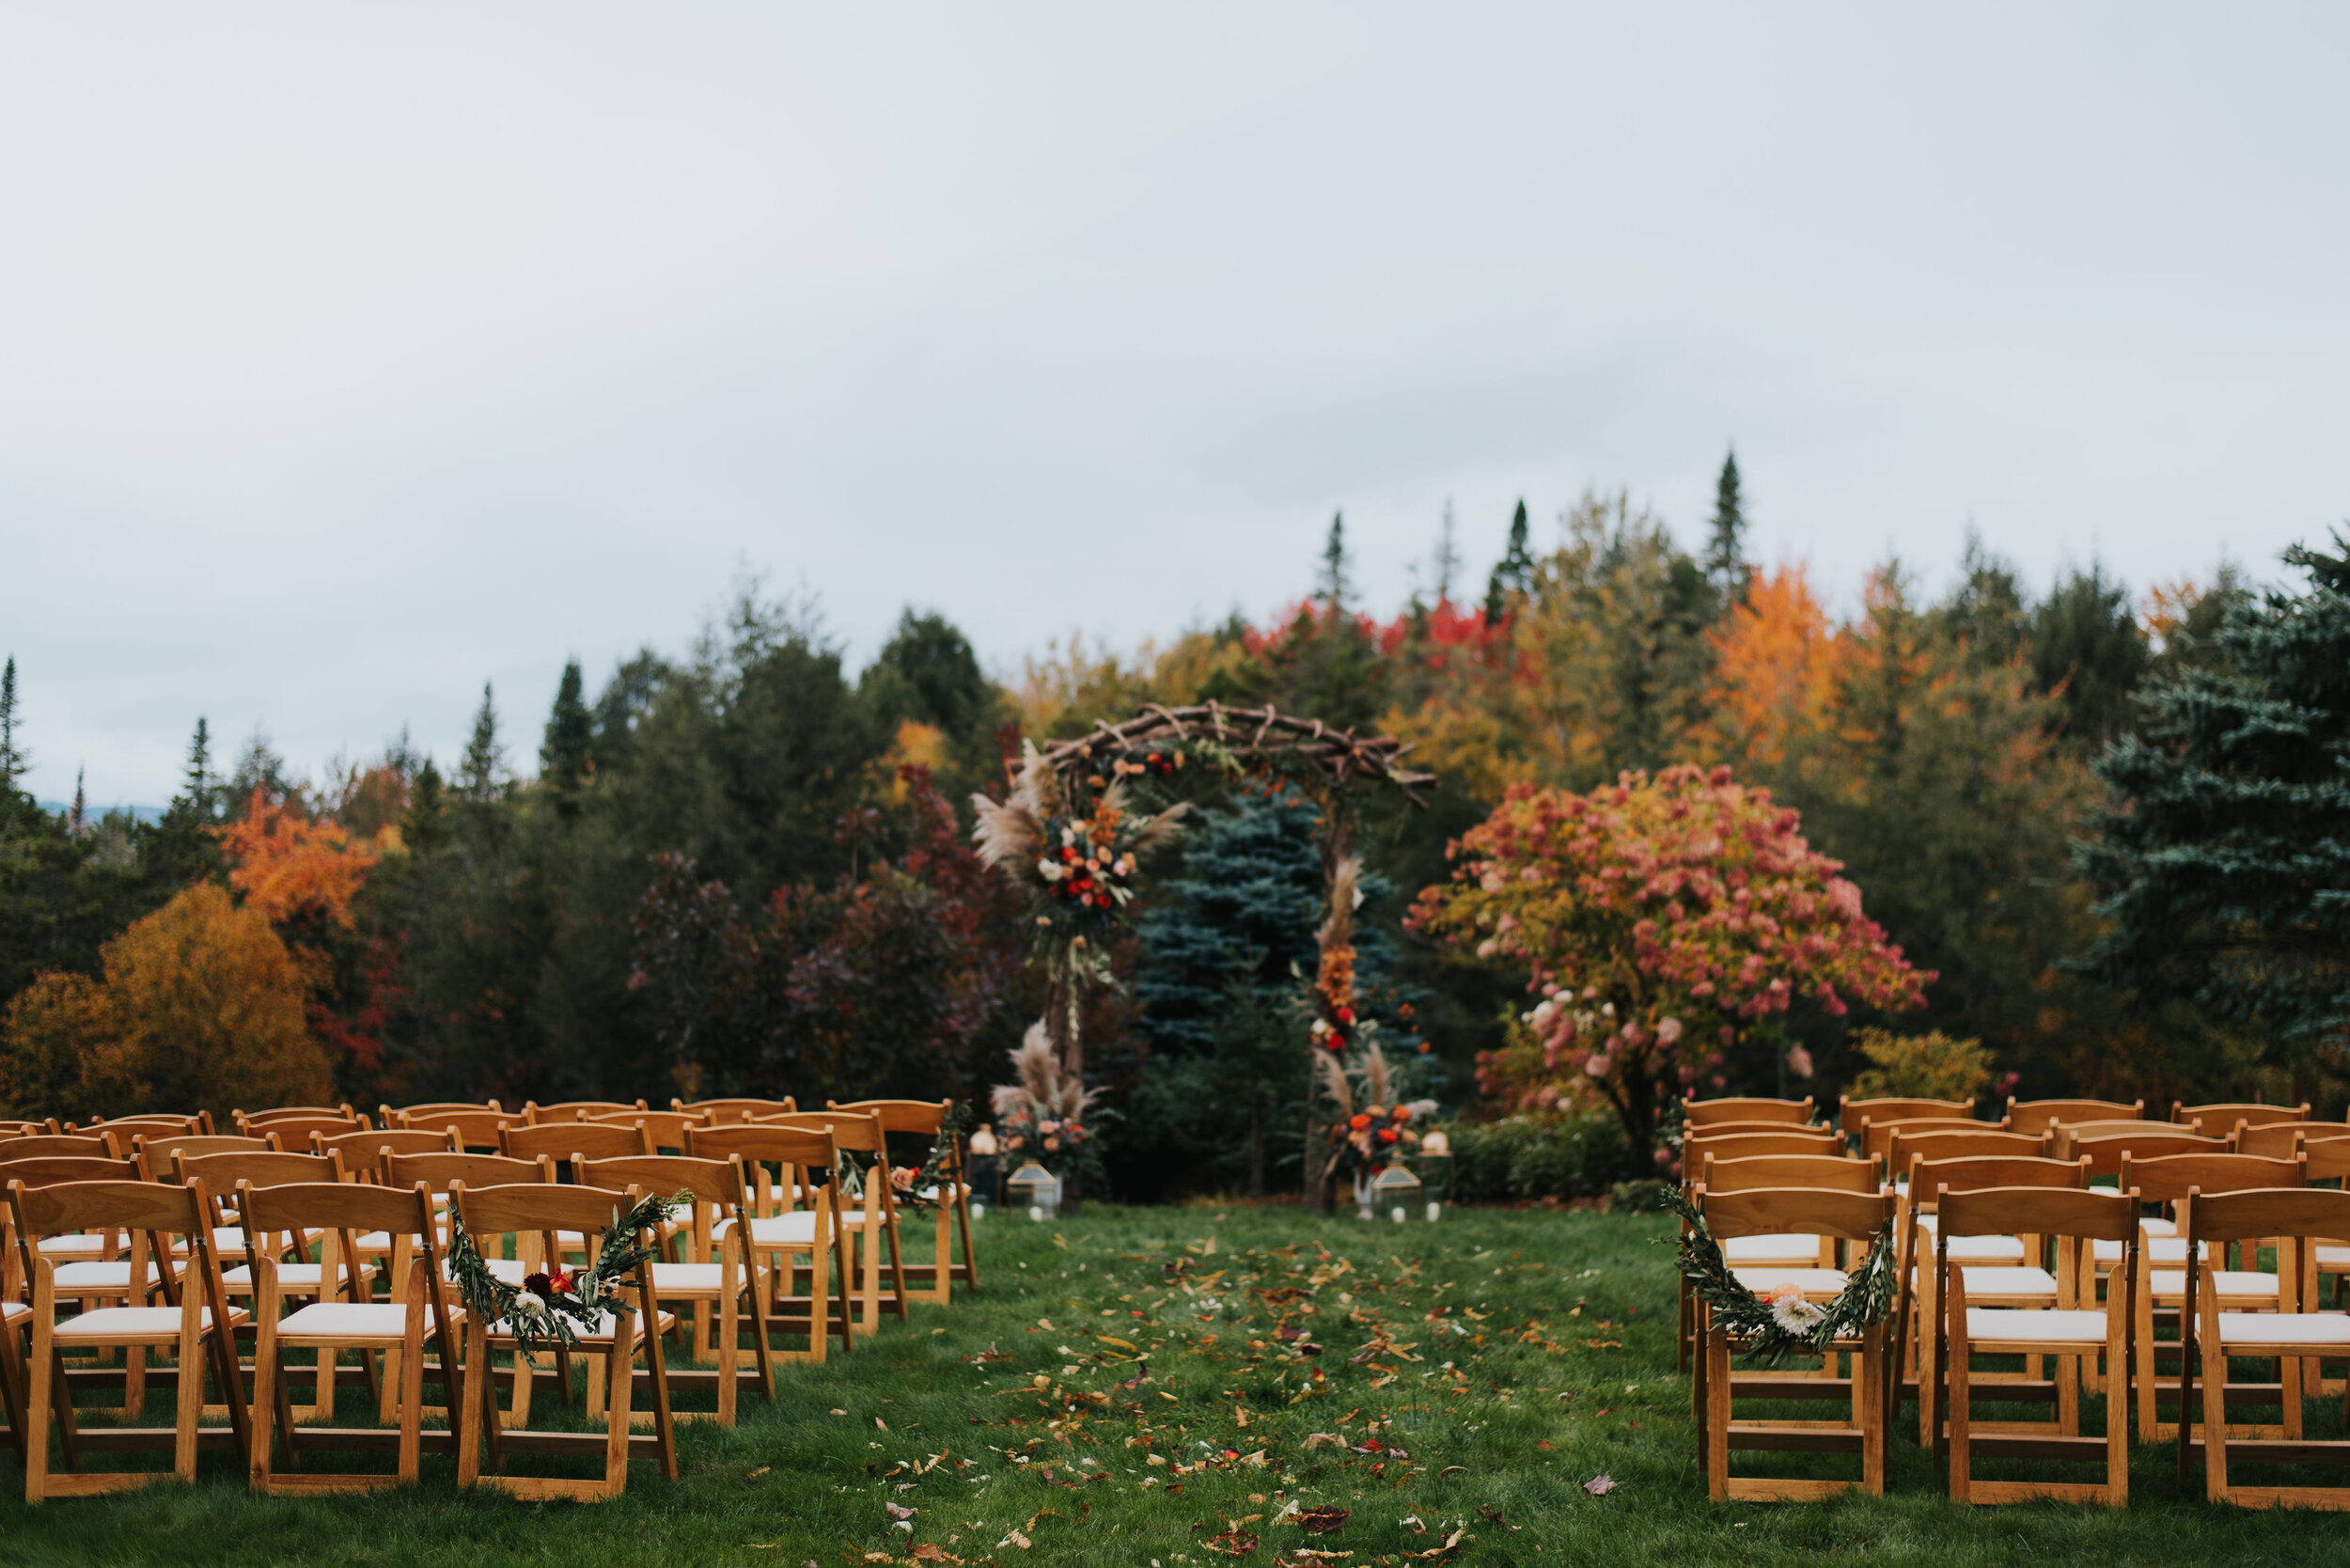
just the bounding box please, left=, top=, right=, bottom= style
left=602, top=1333, right=631, bottom=1497
left=2201, top=1313, right=2230, bottom=1502
left=1703, top=1324, right=1730, bottom=1502
left=174, top=1319, right=204, bottom=1484
left=2105, top=1318, right=2128, bottom=1507
left=1861, top=1328, right=1887, bottom=1496
left=1947, top=1323, right=1971, bottom=1503
left=716, top=1286, right=739, bottom=1426
left=248, top=1313, right=277, bottom=1489
left=399, top=1310, right=428, bottom=1483
left=24, top=1321, right=53, bottom=1503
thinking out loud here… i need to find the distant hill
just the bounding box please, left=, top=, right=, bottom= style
left=35, top=800, right=167, bottom=825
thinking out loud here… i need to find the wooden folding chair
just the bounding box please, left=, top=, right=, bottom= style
left=239, top=1181, right=465, bottom=1493
left=575, top=1153, right=772, bottom=1424
left=2124, top=1151, right=2305, bottom=1442
left=2231, top=1121, right=2350, bottom=1159
left=1884, top=1127, right=2050, bottom=1182
left=675, top=1097, right=797, bottom=1124
left=2005, top=1099, right=2143, bottom=1137
left=379, top=1151, right=546, bottom=1428
left=2298, top=1138, right=2350, bottom=1394
left=1, top=1134, right=121, bottom=1163
left=1684, top=1153, right=1874, bottom=1410
left=395, top=1110, right=513, bottom=1153
left=240, top=1105, right=362, bottom=1127
left=831, top=1099, right=978, bottom=1307
left=500, top=1121, right=650, bottom=1168
left=7, top=1177, right=251, bottom=1502
left=2182, top=1186, right=2350, bottom=1508
left=0, top=1155, right=142, bottom=1290
left=598, top=1111, right=697, bottom=1154
left=1840, top=1096, right=1975, bottom=1141
left=89, top=1114, right=214, bottom=1141
left=452, top=1182, right=678, bottom=1501
left=174, top=1151, right=354, bottom=1423
left=1897, top=1154, right=2089, bottom=1444
left=1696, top=1185, right=1893, bottom=1502
left=760, top=1112, right=908, bottom=1331
left=380, top=1102, right=504, bottom=1128
left=524, top=1101, right=649, bottom=1124
left=1684, top=1128, right=1845, bottom=1167
left=2173, top=1101, right=2311, bottom=1130
left=684, top=1123, right=855, bottom=1359
left=1937, top=1184, right=2136, bottom=1506
left=1684, top=1096, right=1816, bottom=1128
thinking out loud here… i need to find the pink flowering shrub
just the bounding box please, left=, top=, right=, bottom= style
left=1407, top=764, right=1931, bottom=1153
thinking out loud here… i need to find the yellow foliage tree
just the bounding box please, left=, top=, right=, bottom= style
left=0, top=883, right=332, bottom=1122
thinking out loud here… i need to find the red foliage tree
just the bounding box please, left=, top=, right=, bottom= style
left=1408, top=763, right=1931, bottom=1154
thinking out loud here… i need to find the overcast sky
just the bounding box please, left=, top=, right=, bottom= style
left=5, top=5, right=2345, bottom=805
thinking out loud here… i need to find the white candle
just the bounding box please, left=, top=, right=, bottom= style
left=1028, top=1205, right=1044, bottom=1222
left=1426, top=1201, right=1442, bottom=1223
left=1391, top=1206, right=1406, bottom=1224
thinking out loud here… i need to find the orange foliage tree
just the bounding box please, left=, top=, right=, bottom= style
left=0, top=883, right=332, bottom=1122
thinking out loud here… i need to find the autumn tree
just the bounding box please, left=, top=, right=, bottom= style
left=0, top=883, right=331, bottom=1122
left=1409, top=764, right=1930, bottom=1154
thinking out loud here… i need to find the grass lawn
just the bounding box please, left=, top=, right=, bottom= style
left=5, top=1201, right=2349, bottom=1566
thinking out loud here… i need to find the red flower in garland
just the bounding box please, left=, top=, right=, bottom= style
left=1348, top=1113, right=1372, bottom=1131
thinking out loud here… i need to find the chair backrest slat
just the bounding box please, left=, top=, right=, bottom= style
left=1700, top=1185, right=1890, bottom=1243
left=1840, top=1096, right=1974, bottom=1139
left=1938, top=1184, right=2137, bottom=1243
left=2230, top=1121, right=2350, bottom=1159
left=2004, top=1098, right=2144, bottom=1137
left=1683, top=1128, right=1844, bottom=1162
left=2186, top=1186, right=2350, bottom=1247
left=2172, top=1101, right=2311, bottom=1129
left=1698, top=1152, right=1873, bottom=1194
left=0, top=1133, right=118, bottom=1161
left=1682, top=1096, right=1814, bottom=1127
left=525, top=1100, right=650, bottom=1124
left=500, top=1121, right=650, bottom=1165
left=384, top=1151, right=543, bottom=1192
left=2120, top=1151, right=2305, bottom=1206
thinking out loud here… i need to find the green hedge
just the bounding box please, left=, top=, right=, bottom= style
left=1435, top=1111, right=1638, bottom=1203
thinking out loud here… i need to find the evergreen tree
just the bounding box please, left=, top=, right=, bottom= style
left=2030, top=562, right=2148, bottom=745
left=540, top=660, right=593, bottom=810
left=227, top=730, right=293, bottom=814
left=1704, top=449, right=1749, bottom=604
left=1318, top=511, right=1352, bottom=614
left=67, top=770, right=86, bottom=837
left=2080, top=533, right=2350, bottom=1078
left=0, top=656, right=24, bottom=795
left=181, top=717, right=216, bottom=824
left=459, top=683, right=504, bottom=804
left=1483, top=501, right=1535, bottom=623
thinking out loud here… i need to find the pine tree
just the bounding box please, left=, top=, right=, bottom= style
left=1318, top=511, right=1352, bottom=615
left=68, top=769, right=86, bottom=836
left=2079, top=532, right=2350, bottom=1073
left=181, top=717, right=215, bottom=823
left=460, top=683, right=504, bottom=804
left=0, top=655, right=24, bottom=794
left=2030, top=562, right=2148, bottom=745
left=540, top=661, right=593, bottom=809
left=1483, top=501, right=1535, bottom=624
left=1705, top=449, right=1749, bottom=604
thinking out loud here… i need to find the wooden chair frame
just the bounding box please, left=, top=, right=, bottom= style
left=1684, top=1097, right=1816, bottom=1128
left=682, top=1124, right=854, bottom=1360
left=1896, top=1155, right=2090, bottom=1446
left=575, top=1153, right=773, bottom=1425
left=2172, top=1102, right=2311, bottom=1129
left=499, top=1121, right=651, bottom=1168
left=1679, top=1153, right=1872, bottom=1391
left=2005, top=1099, right=2143, bottom=1137
left=674, top=1097, right=797, bottom=1125
left=4, top=1156, right=183, bottom=1421
left=1840, top=1096, right=1975, bottom=1140
left=2123, top=1152, right=2305, bottom=1443
left=6, top=1178, right=251, bottom=1502
left=2231, top=1121, right=2350, bottom=1159
left=238, top=1180, right=466, bottom=1493
left=381, top=1152, right=547, bottom=1428
left=758, top=1112, right=909, bottom=1332
left=596, top=1111, right=697, bottom=1153
left=1937, top=1184, right=2136, bottom=1507
left=830, top=1098, right=979, bottom=1307
left=524, top=1101, right=649, bottom=1125
left=451, top=1182, right=678, bottom=1501
left=2181, top=1186, right=2350, bottom=1509
left=1696, top=1185, right=1894, bottom=1502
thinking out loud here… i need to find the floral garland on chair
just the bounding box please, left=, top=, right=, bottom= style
left=446, top=1189, right=687, bottom=1358
left=1660, top=1184, right=1897, bottom=1366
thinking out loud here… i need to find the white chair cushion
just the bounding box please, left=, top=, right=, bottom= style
left=223, top=1264, right=352, bottom=1289
left=1730, top=1267, right=1849, bottom=1295
left=2218, top=1311, right=2350, bottom=1347
left=1958, top=1266, right=2060, bottom=1297
left=1912, top=1218, right=2028, bottom=1262
left=647, top=1262, right=731, bottom=1294
left=2092, top=1235, right=2205, bottom=1264
left=36, top=1234, right=107, bottom=1258
left=3, top=1300, right=29, bottom=1326
left=274, top=1302, right=447, bottom=1341
left=55, top=1306, right=243, bottom=1340
left=719, top=1213, right=822, bottom=1247
left=2140, top=1216, right=2178, bottom=1237
left=2151, top=1269, right=2278, bottom=1299
left=916, top=1183, right=970, bottom=1202
left=1964, top=1308, right=2110, bottom=1344
left=439, top=1258, right=528, bottom=1285
left=2314, top=1245, right=2350, bottom=1272
left=1722, top=1233, right=1823, bottom=1263
left=52, top=1261, right=179, bottom=1291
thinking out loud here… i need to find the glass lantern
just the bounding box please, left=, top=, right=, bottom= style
left=1417, top=1129, right=1452, bottom=1221
left=1006, top=1160, right=1058, bottom=1222
left=1371, top=1162, right=1424, bottom=1224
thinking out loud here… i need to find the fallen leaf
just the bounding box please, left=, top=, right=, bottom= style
left=1583, top=1472, right=1618, bottom=1497
left=1202, top=1529, right=1259, bottom=1557
left=1296, top=1505, right=1349, bottom=1535
left=885, top=1501, right=917, bottom=1520
left=744, top=1466, right=771, bottom=1479
left=910, top=1547, right=963, bottom=1564
left=1098, top=1335, right=1138, bottom=1350
left=830, top=1408, right=850, bottom=1417
left=1302, top=1433, right=1342, bottom=1450
left=999, top=1529, right=1030, bottom=1549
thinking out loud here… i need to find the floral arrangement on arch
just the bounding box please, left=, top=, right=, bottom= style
left=989, top=1023, right=1102, bottom=1181
left=1313, top=1043, right=1436, bottom=1187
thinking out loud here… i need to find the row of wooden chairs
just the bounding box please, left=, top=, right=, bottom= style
left=1689, top=1114, right=2350, bottom=1508
left=2, top=1094, right=982, bottom=1503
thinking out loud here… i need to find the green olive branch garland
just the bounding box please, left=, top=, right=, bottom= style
left=446, top=1188, right=688, bottom=1359
left=1660, top=1184, right=1897, bottom=1367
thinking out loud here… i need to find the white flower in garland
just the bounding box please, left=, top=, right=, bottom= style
left=1765, top=1279, right=1826, bottom=1334
left=511, top=1290, right=547, bottom=1319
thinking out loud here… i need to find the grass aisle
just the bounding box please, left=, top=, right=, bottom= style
left=3, top=1203, right=2344, bottom=1566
